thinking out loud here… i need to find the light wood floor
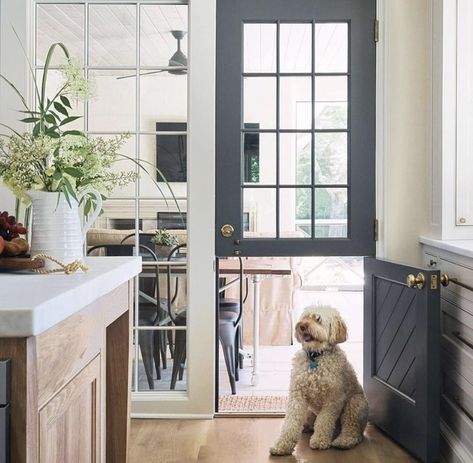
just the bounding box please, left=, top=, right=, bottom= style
left=129, top=418, right=419, bottom=463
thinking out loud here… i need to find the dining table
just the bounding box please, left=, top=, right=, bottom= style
left=141, top=257, right=292, bottom=386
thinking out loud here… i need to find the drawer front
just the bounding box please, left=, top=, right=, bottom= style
left=440, top=257, right=473, bottom=309
left=441, top=393, right=473, bottom=457
left=441, top=299, right=473, bottom=348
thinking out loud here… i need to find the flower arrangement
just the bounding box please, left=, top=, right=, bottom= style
left=151, top=229, right=179, bottom=247
left=0, top=40, right=173, bottom=216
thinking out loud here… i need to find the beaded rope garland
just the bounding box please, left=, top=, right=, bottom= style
left=31, top=254, right=89, bottom=275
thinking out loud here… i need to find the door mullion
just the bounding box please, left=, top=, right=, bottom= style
left=275, top=20, right=281, bottom=239
left=311, top=20, right=315, bottom=240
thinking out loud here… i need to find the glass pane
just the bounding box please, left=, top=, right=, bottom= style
left=279, top=23, right=312, bottom=73
left=314, top=188, right=347, bottom=237
left=140, top=134, right=188, bottom=197
left=314, top=76, right=348, bottom=129
left=243, top=188, right=276, bottom=237
left=279, top=133, right=311, bottom=185
left=134, top=328, right=187, bottom=391
left=244, top=23, right=277, bottom=73
left=243, top=133, right=276, bottom=185
left=36, top=4, right=84, bottom=66
left=140, top=73, right=187, bottom=132
left=103, top=134, right=137, bottom=199
left=315, top=132, right=348, bottom=184
left=88, top=71, right=136, bottom=132
left=89, top=4, right=136, bottom=66
left=279, top=77, right=312, bottom=129
left=140, top=5, right=188, bottom=67
left=243, top=77, right=276, bottom=129
left=87, top=198, right=135, bottom=235
left=35, top=70, right=85, bottom=131
left=314, top=23, right=348, bottom=73
left=280, top=188, right=311, bottom=238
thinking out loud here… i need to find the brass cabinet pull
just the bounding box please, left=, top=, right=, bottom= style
left=406, top=273, right=425, bottom=289
left=441, top=273, right=473, bottom=293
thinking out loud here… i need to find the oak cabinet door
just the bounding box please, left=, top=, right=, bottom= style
left=39, top=356, right=101, bottom=463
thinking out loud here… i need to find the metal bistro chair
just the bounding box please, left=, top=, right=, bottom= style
left=87, top=243, right=163, bottom=390
left=121, top=233, right=174, bottom=367
left=165, top=244, right=188, bottom=390
left=218, top=257, right=248, bottom=395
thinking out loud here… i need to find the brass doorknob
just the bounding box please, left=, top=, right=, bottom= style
left=406, top=272, right=425, bottom=289
left=440, top=273, right=450, bottom=287
left=220, top=224, right=234, bottom=238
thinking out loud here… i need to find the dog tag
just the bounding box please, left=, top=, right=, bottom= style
left=309, top=361, right=318, bottom=370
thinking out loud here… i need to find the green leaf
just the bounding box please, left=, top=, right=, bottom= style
left=62, top=130, right=84, bottom=136
left=32, top=123, right=41, bottom=137
left=46, top=130, right=60, bottom=139
left=53, top=101, right=69, bottom=117
left=53, top=169, right=62, bottom=181
left=45, top=114, right=56, bottom=124
left=59, top=116, right=81, bottom=126
left=20, top=117, right=39, bottom=123
left=62, top=176, right=78, bottom=202
left=84, top=199, right=92, bottom=217
left=63, top=167, right=82, bottom=178
left=60, top=95, right=72, bottom=109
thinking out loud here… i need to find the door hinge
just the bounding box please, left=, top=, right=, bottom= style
left=374, top=19, right=379, bottom=43
left=374, top=219, right=379, bottom=241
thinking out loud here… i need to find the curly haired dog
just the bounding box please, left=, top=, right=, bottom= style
left=270, top=305, right=368, bottom=456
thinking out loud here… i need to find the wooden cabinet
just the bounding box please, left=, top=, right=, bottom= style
left=39, top=356, right=101, bottom=463
left=0, top=281, right=133, bottom=463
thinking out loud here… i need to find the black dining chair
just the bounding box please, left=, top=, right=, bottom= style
left=121, top=233, right=174, bottom=366
left=165, top=244, right=188, bottom=390
left=87, top=243, right=163, bottom=390
left=218, top=257, right=248, bottom=394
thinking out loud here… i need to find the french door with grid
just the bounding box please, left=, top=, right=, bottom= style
left=216, top=0, right=376, bottom=257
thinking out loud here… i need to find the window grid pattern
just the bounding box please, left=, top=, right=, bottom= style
left=34, top=0, right=189, bottom=393
left=241, top=20, right=350, bottom=240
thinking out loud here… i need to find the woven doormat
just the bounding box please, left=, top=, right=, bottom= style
left=218, top=395, right=288, bottom=413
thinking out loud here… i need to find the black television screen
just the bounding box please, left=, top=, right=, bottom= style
left=156, top=122, right=187, bottom=182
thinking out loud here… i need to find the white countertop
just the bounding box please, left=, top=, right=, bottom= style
left=420, top=236, right=473, bottom=259
left=0, top=257, right=141, bottom=337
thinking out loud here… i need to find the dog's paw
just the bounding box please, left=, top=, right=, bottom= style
left=309, top=435, right=331, bottom=450
left=331, top=434, right=362, bottom=449
left=269, top=442, right=294, bottom=456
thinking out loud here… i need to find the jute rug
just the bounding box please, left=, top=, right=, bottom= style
left=218, top=395, right=288, bottom=413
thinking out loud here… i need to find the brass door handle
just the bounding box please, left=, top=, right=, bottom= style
left=406, top=272, right=425, bottom=289
left=440, top=273, right=450, bottom=287
left=220, top=224, right=234, bottom=238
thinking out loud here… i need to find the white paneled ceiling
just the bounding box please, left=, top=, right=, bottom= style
left=36, top=3, right=188, bottom=67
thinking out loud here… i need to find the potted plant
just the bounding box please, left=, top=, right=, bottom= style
left=151, top=229, right=179, bottom=258
left=0, top=40, right=176, bottom=269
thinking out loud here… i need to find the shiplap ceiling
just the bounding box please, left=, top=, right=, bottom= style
left=37, top=4, right=346, bottom=73
left=36, top=3, right=188, bottom=67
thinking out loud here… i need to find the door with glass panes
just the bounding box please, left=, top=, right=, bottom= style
left=216, top=0, right=376, bottom=257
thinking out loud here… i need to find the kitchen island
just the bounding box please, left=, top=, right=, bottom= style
left=0, top=256, right=141, bottom=463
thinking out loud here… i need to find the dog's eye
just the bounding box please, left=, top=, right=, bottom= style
left=315, top=315, right=322, bottom=323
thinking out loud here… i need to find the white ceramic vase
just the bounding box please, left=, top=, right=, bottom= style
left=28, top=189, right=102, bottom=270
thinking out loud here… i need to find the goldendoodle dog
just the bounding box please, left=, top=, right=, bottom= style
left=270, top=305, right=368, bottom=456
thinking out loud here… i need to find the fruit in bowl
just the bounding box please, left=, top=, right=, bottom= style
left=0, top=211, right=29, bottom=257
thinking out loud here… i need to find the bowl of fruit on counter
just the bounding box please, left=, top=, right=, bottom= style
left=0, top=211, right=44, bottom=271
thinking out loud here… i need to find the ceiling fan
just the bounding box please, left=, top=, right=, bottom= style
left=117, top=30, right=187, bottom=80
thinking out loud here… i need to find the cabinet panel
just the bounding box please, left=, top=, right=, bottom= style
left=39, top=356, right=101, bottom=463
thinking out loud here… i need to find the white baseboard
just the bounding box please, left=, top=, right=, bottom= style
left=440, top=420, right=473, bottom=463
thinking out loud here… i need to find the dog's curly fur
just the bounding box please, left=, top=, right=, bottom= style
left=270, top=305, right=368, bottom=456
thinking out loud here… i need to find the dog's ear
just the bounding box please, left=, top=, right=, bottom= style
left=331, top=316, right=347, bottom=344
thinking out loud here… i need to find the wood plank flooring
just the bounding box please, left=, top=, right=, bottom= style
left=129, top=419, right=419, bottom=463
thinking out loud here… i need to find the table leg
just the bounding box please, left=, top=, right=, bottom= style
left=251, top=274, right=261, bottom=386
